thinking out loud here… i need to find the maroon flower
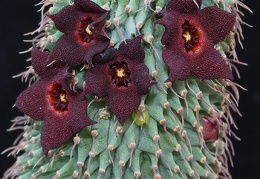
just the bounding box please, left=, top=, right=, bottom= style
left=202, top=116, right=219, bottom=142
left=15, top=48, right=96, bottom=155
left=85, top=36, right=155, bottom=124
left=157, top=0, right=236, bottom=81
left=48, top=0, right=110, bottom=65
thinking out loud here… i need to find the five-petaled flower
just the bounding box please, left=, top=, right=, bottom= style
left=48, top=0, right=110, bottom=65
left=202, top=116, right=220, bottom=142
left=15, top=47, right=96, bottom=155
left=85, top=36, right=156, bottom=124
left=157, top=0, right=236, bottom=81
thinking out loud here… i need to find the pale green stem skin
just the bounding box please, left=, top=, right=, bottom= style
left=3, top=0, right=244, bottom=179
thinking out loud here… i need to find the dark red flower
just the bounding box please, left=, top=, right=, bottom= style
left=48, top=0, right=110, bottom=65
left=202, top=116, right=219, bottom=142
left=15, top=47, right=96, bottom=155
left=156, top=0, right=236, bottom=81
left=85, top=36, right=155, bottom=125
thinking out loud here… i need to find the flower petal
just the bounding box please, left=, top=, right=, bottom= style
left=167, top=0, right=201, bottom=13
left=15, top=81, right=47, bottom=120
left=107, top=88, right=140, bottom=124
left=85, top=64, right=109, bottom=98
left=199, top=7, right=236, bottom=44
left=31, top=47, right=67, bottom=79
left=163, top=49, right=191, bottom=81
left=74, top=0, right=108, bottom=13
left=190, top=45, right=233, bottom=80
left=41, top=114, right=73, bottom=155
left=68, top=93, right=97, bottom=133
left=51, top=33, right=109, bottom=65
left=48, top=6, right=82, bottom=33
left=156, top=11, right=180, bottom=47
left=131, top=64, right=156, bottom=95
left=118, top=35, right=145, bottom=63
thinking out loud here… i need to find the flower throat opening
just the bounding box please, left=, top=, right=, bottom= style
left=78, top=17, right=94, bottom=43
left=182, top=20, right=199, bottom=52
left=48, top=83, right=69, bottom=112
left=109, top=61, right=131, bottom=87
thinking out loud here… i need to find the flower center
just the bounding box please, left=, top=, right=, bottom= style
left=109, top=61, right=131, bottom=87
left=48, top=83, right=69, bottom=112
left=116, top=68, right=126, bottom=78
left=78, top=17, right=94, bottom=43
left=182, top=20, right=199, bottom=52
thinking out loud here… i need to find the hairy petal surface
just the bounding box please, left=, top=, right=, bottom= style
left=49, top=0, right=110, bottom=65
left=157, top=0, right=235, bottom=81
left=85, top=36, right=155, bottom=124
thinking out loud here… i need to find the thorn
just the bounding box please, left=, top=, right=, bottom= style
left=33, top=156, right=45, bottom=169
left=68, top=171, right=79, bottom=179
left=152, top=71, right=167, bottom=94
left=116, top=5, right=132, bottom=17
left=181, top=89, right=189, bottom=114
left=52, top=171, right=61, bottom=179
left=119, top=161, right=125, bottom=179
left=128, top=142, right=136, bottom=167
left=136, top=22, right=143, bottom=35
left=134, top=171, right=141, bottom=179
left=99, top=168, right=106, bottom=178
left=181, top=130, right=192, bottom=153
left=32, top=166, right=45, bottom=178
left=156, top=149, right=173, bottom=176
left=87, top=96, right=98, bottom=108
left=151, top=165, right=158, bottom=177
left=91, top=130, right=99, bottom=154
left=70, top=134, right=80, bottom=159
left=153, top=135, right=160, bottom=152
left=163, top=102, right=182, bottom=128
left=107, top=144, right=114, bottom=166
left=77, top=162, right=84, bottom=178
left=144, top=35, right=160, bottom=60
left=85, top=152, right=95, bottom=178
left=159, top=118, right=173, bottom=143
left=165, top=82, right=185, bottom=99
left=116, top=126, right=123, bottom=136
left=113, top=18, right=126, bottom=44
left=177, top=107, right=184, bottom=130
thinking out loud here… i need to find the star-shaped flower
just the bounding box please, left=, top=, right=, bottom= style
left=85, top=36, right=155, bottom=124
left=157, top=0, right=236, bottom=81
left=48, top=0, right=110, bottom=65
left=15, top=47, right=96, bottom=155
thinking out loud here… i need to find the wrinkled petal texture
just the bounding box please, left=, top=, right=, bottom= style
left=49, top=0, right=110, bottom=65
left=16, top=81, right=47, bottom=120
left=199, top=7, right=236, bottom=44
left=41, top=113, right=73, bottom=155
left=68, top=93, right=97, bottom=133
left=16, top=48, right=96, bottom=155
left=85, top=64, right=109, bottom=98
left=31, top=47, right=67, bottom=79
left=107, top=88, right=140, bottom=125
left=167, top=0, right=202, bottom=13
left=85, top=36, right=155, bottom=124
left=158, top=0, right=235, bottom=81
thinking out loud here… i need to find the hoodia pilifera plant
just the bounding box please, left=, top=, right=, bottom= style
left=3, top=0, right=251, bottom=178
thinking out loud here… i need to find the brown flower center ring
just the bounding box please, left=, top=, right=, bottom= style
left=48, top=83, right=69, bottom=112
left=78, top=17, right=94, bottom=43
left=182, top=20, right=199, bottom=52
left=109, top=61, right=131, bottom=87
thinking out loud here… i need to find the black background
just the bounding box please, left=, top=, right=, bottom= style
left=0, top=1, right=259, bottom=178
